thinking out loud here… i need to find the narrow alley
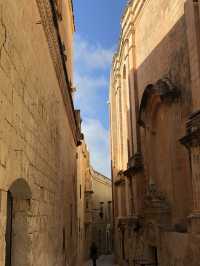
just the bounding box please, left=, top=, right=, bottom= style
left=85, top=255, right=118, bottom=266
left=1, top=0, right=200, bottom=266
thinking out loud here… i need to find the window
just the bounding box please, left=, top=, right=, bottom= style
left=70, top=204, right=73, bottom=237
left=85, top=225, right=88, bottom=240
left=5, top=192, right=13, bottom=266
left=62, top=228, right=66, bottom=251
left=108, top=201, right=112, bottom=221
left=123, top=65, right=126, bottom=79
left=80, top=185, right=82, bottom=199
left=78, top=218, right=80, bottom=233
left=99, top=202, right=104, bottom=219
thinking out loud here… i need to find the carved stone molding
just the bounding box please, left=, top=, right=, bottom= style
left=124, top=152, right=144, bottom=177
left=117, top=216, right=141, bottom=231
left=114, top=171, right=126, bottom=186
left=180, top=110, right=200, bottom=148
left=35, top=0, right=80, bottom=145
left=139, top=78, right=181, bottom=127
left=144, top=184, right=171, bottom=220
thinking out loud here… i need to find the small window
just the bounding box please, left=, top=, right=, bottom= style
left=123, top=65, right=126, bottom=80
left=80, top=185, right=82, bottom=199
left=70, top=204, right=73, bottom=237
left=62, top=228, right=65, bottom=251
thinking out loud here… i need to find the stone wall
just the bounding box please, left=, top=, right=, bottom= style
left=135, top=0, right=192, bottom=225
left=161, top=232, right=200, bottom=266
left=77, top=140, right=92, bottom=264
left=91, top=170, right=112, bottom=255
left=0, top=1, right=78, bottom=266
left=135, top=0, right=191, bottom=106
left=110, top=0, right=200, bottom=265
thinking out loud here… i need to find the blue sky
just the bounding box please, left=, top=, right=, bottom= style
left=73, top=0, right=126, bottom=177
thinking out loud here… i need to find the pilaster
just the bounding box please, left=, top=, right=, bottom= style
left=181, top=111, right=200, bottom=233
left=124, top=153, right=144, bottom=216
left=180, top=0, right=200, bottom=233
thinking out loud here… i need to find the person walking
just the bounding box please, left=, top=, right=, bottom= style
left=90, top=242, right=98, bottom=266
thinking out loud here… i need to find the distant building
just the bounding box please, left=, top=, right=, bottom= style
left=77, top=140, right=112, bottom=264
left=109, top=0, right=200, bottom=265
left=77, top=139, right=93, bottom=263
left=91, top=169, right=113, bottom=256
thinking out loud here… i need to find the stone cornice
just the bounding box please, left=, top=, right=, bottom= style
left=180, top=129, right=200, bottom=148
left=111, top=0, right=146, bottom=83
left=36, top=0, right=80, bottom=145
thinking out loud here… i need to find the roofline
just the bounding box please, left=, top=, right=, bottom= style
left=92, top=168, right=111, bottom=182
left=70, top=0, right=76, bottom=32
left=111, top=0, right=146, bottom=72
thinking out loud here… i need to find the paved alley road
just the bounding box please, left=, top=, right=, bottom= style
left=84, top=255, right=119, bottom=266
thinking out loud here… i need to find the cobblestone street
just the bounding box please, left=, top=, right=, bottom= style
left=85, top=255, right=118, bottom=266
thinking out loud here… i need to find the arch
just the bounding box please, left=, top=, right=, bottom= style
left=6, top=178, right=32, bottom=266
left=9, top=178, right=32, bottom=200
left=139, top=78, right=191, bottom=224
left=138, top=78, right=180, bottom=127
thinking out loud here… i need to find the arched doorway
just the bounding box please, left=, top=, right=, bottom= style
left=5, top=178, right=32, bottom=266
left=5, top=191, right=13, bottom=266
left=139, top=79, right=181, bottom=199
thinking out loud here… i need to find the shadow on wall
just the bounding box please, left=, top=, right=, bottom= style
left=128, top=15, right=192, bottom=223
left=6, top=178, right=32, bottom=266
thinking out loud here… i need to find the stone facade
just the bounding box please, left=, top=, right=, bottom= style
left=91, top=169, right=113, bottom=256
left=77, top=140, right=113, bottom=264
left=109, top=0, right=200, bottom=265
left=0, top=1, right=81, bottom=266
left=77, top=139, right=93, bottom=264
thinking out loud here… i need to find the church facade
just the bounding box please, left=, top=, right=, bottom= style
left=109, top=0, right=200, bottom=265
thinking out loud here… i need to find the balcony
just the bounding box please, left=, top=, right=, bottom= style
left=124, top=153, right=143, bottom=177
left=117, top=216, right=142, bottom=232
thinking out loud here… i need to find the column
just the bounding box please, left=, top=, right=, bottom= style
left=185, top=0, right=200, bottom=112
left=116, top=79, right=123, bottom=170
left=121, top=41, right=130, bottom=169
left=128, top=28, right=140, bottom=155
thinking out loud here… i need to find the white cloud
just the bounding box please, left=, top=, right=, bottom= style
left=82, top=118, right=111, bottom=178
left=74, top=71, right=107, bottom=114
left=74, top=35, right=112, bottom=178
left=74, top=34, right=114, bottom=71
left=75, top=71, right=107, bottom=93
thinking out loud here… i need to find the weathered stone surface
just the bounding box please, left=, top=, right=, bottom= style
left=0, top=1, right=78, bottom=266
left=109, top=0, right=200, bottom=265
left=77, top=140, right=112, bottom=265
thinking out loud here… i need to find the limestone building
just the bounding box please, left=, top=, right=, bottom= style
left=77, top=139, right=113, bottom=264
left=0, top=1, right=81, bottom=266
left=109, top=0, right=200, bottom=265
left=91, top=169, right=113, bottom=256
left=77, top=139, right=93, bottom=264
